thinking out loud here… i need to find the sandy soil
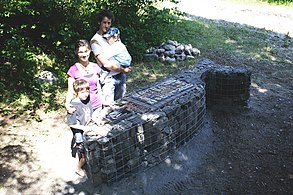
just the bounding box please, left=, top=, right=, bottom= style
left=1, top=1, right=292, bottom=194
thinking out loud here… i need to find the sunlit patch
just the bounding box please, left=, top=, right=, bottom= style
left=164, top=158, right=172, bottom=167
left=258, top=88, right=267, bottom=93
left=173, top=164, right=182, bottom=170
left=177, top=151, right=189, bottom=161
left=225, top=39, right=236, bottom=44
left=251, top=82, right=268, bottom=93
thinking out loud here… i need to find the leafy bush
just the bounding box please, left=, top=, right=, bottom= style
left=259, top=0, right=293, bottom=5
left=0, top=0, right=182, bottom=115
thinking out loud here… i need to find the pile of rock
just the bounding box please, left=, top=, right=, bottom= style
left=144, top=40, right=200, bottom=63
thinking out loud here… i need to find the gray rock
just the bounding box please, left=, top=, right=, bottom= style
left=146, top=47, right=156, bottom=54
left=191, top=48, right=201, bottom=56
left=145, top=40, right=201, bottom=62
left=166, top=40, right=178, bottom=46
left=175, top=53, right=186, bottom=61
left=164, top=50, right=176, bottom=57
left=165, top=57, right=176, bottom=64
left=37, top=70, right=58, bottom=84
left=186, top=55, right=195, bottom=60
left=175, top=46, right=184, bottom=54
left=162, top=44, right=176, bottom=51
left=156, top=48, right=165, bottom=54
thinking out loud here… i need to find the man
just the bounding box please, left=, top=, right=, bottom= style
left=100, top=27, right=132, bottom=105
left=90, top=10, right=130, bottom=103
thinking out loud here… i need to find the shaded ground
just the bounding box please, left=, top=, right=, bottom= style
left=1, top=1, right=293, bottom=194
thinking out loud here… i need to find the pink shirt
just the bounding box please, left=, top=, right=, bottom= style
left=67, top=62, right=102, bottom=109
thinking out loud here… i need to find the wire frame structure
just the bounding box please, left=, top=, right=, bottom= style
left=83, top=58, right=252, bottom=184
left=203, top=66, right=252, bottom=107
left=84, top=78, right=206, bottom=183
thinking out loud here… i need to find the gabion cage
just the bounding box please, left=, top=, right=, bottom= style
left=84, top=77, right=206, bottom=183
left=83, top=58, right=252, bottom=184
left=203, top=66, right=252, bottom=107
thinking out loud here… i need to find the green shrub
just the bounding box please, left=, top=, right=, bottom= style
left=259, top=0, right=293, bottom=5
left=0, top=0, right=182, bottom=115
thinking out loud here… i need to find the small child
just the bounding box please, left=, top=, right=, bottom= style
left=67, top=79, right=93, bottom=177
left=100, top=27, right=132, bottom=105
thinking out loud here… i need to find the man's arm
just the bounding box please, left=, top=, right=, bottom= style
left=91, top=39, right=130, bottom=73
left=96, top=53, right=130, bottom=73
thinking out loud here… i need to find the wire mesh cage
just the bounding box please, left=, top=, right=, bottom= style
left=84, top=78, right=206, bottom=183
left=83, top=59, right=252, bottom=184
left=203, top=66, right=252, bottom=107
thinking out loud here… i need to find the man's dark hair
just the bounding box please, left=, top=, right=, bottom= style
left=97, top=9, right=115, bottom=24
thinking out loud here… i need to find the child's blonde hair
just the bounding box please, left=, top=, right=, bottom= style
left=73, top=79, right=89, bottom=94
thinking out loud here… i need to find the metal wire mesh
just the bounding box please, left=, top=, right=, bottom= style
left=84, top=79, right=206, bottom=183
left=204, top=67, right=251, bottom=107
left=83, top=59, right=252, bottom=184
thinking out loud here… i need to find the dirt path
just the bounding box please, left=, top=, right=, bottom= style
left=176, top=0, right=293, bottom=36
left=1, top=1, right=293, bottom=194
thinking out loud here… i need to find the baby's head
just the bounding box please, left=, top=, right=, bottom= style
left=103, top=27, right=120, bottom=45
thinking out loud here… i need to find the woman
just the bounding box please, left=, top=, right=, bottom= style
left=65, top=39, right=103, bottom=113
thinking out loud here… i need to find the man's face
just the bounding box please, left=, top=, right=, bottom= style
left=100, top=17, right=112, bottom=34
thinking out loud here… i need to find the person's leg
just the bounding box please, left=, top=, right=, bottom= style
left=73, top=132, right=86, bottom=176
left=114, top=73, right=126, bottom=101
left=71, top=129, right=79, bottom=157
left=76, top=155, right=86, bottom=176
left=75, top=137, right=86, bottom=176
left=71, top=136, right=77, bottom=157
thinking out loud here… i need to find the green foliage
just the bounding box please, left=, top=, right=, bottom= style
left=259, top=0, right=293, bottom=5
left=0, top=0, right=181, bottom=116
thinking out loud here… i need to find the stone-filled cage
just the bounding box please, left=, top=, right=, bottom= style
left=83, top=58, right=252, bottom=184
left=202, top=66, right=252, bottom=107
left=84, top=78, right=206, bottom=183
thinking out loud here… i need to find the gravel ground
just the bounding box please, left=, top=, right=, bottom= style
left=0, top=1, right=292, bottom=194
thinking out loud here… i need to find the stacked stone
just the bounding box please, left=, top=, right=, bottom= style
left=200, top=62, right=252, bottom=107
left=85, top=112, right=144, bottom=183
left=84, top=76, right=206, bottom=183
left=144, top=40, right=200, bottom=63
left=83, top=58, right=252, bottom=184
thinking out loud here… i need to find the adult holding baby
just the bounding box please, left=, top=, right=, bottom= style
left=90, top=10, right=131, bottom=105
